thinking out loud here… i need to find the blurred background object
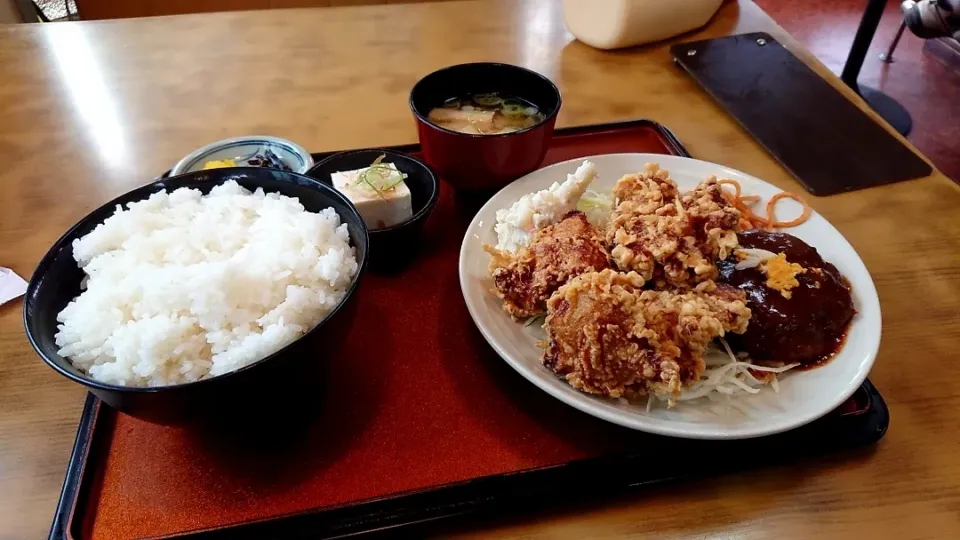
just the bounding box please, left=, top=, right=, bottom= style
left=901, top=0, right=960, bottom=39
left=2, top=0, right=43, bottom=22
left=562, top=0, right=722, bottom=50
left=39, top=0, right=78, bottom=20
left=0, top=0, right=79, bottom=24
left=1, top=0, right=77, bottom=22
left=840, top=0, right=914, bottom=135
left=4, top=0, right=957, bottom=182
left=71, top=0, right=457, bottom=20
left=756, top=0, right=959, bottom=181
left=0, top=0, right=23, bottom=23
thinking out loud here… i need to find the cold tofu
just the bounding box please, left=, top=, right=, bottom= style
left=331, top=163, right=413, bottom=230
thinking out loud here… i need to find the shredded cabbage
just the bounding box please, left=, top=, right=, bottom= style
left=524, top=314, right=546, bottom=328
left=576, top=189, right=614, bottom=227
left=523, top=314, right=547, bottom=340
left=648, top=337, right=799, bottom=409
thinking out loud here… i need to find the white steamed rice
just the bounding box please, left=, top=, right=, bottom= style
left=54, top=180, right=358, bottom=387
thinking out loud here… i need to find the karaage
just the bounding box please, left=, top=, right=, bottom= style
left=541, top=269, right=750, bottom=399
left=487, top=211, right=610, bottom=319
left=607, top=164, right=740, bottom=288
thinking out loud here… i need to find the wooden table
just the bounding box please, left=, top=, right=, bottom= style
left=1, top=1, right=958, bottom=538
left=72, top=0, right=462, bottom=21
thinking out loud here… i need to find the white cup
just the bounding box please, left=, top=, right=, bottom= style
left=563, top=0, right=724, bottom=50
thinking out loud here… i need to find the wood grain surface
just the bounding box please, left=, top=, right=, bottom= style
left=73, top=0, right=462, bottom=21
left=1, top=1, right=958, bottom=538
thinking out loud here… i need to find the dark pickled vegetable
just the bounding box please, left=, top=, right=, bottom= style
left=244, top=148, right=292, bottom=172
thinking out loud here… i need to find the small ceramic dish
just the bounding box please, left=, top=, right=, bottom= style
left=308, top=149, right=439, bottom=271
left=171, top=135, right=314, bottom=176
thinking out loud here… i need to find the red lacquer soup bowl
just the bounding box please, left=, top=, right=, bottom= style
left=409, top=62, right=561, bottom=191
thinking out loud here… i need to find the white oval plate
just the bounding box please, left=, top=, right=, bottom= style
left=459, top=154, right=881, bottom=439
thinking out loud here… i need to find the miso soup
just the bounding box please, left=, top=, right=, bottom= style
left=426, top=93, right=546, bottom=135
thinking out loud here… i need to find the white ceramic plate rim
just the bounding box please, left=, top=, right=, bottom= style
left=459, top=153, right=881, bottom=440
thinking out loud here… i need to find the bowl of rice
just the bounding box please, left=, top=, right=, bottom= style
left=23, top=167, right=369, bottom=423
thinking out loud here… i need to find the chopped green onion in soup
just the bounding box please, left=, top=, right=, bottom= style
left=472, top=93, right=504, bottom=106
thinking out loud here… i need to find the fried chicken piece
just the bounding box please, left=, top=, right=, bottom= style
left=607, top=164, right=740, bottom=289
left=541, top=269, right=750, bottom=399
left=487, top=211, right=610, bottom=319
left=607, top=166, right=697, bottom=286
left=682, top=176, right=740, bottom=262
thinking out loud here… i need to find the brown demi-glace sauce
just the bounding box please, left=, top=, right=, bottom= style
left=717, top=230, right=855, bottom=367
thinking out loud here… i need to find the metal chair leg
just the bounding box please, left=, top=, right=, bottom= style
left=841, top=0, right=913, bottom=135
left=879, top=21, right=908, bottom=62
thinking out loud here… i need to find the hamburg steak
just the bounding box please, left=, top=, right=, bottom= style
left=717, top=230, right=855, bottom=366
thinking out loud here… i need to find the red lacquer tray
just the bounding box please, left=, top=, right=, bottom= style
left=49, top=120, right=889, bottom=540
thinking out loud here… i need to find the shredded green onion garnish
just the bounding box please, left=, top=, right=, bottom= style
left=501, top=103, right=527, bottom=116
left=473, top=93, right=503, bottom=106
left=356, top=154, right=407, bottom=200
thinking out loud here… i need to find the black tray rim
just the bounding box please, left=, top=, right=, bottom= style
left=306, top=117, right=691, bottom=163
left=49, top=119, right=890, bottom=540
left=154, top=118, right=691, bottom=180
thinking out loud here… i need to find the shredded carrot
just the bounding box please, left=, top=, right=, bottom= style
left=719, top=179, right=770, bottom=230
left=765, top=192, right=812, bottom=228
left=718, top=179, right=810, bottom=231
left=718, top=179, right=741, bottom=198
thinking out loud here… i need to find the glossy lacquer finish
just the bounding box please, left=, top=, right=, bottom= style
left=22, top=168, right=369, bottom=423
left=410, top=62, right=561, bottom=190
left=55, top=121, right=702, bottom=540
left=1, top=1, right=960, bottom=539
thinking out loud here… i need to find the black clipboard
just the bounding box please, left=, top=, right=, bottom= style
left=671, top=33, right=932, bottom=195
